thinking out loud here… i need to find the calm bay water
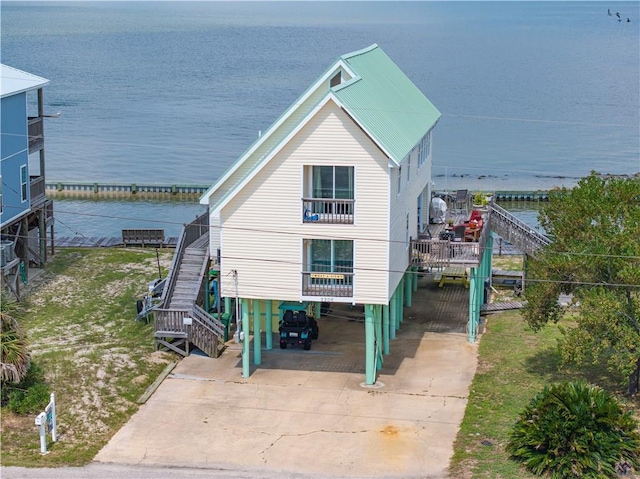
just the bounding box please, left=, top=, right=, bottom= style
left=2, top=1, right=638, bottom=236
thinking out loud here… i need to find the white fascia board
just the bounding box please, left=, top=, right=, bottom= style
left=210, top=93, right=338, bottom=216
left=200, top=59, right=357, bottom=205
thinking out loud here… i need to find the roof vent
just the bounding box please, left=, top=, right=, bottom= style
left=330, top=71, right=342, bottom=88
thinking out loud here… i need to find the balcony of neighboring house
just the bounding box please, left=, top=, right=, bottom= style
left=28, top=117, right=44, bottom=153
left=301, top=238, right=354, bottom=298
left=302, top=165, right=354, bottom=224
left=30, top=175, right=46, bottom=208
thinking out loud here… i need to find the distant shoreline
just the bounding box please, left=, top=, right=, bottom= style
left=46, top=172, right=639, bottom=201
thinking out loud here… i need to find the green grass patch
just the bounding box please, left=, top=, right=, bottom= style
left=491, top=255, right=523, bottom=271
left=449, top=311, right=639, bottom=479
left=1, top=248, right=175, bottom=467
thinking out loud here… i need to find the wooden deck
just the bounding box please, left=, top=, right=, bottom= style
left=481, top=301, right=527, bottom=313
left=51, top=237, right=179, bottom=248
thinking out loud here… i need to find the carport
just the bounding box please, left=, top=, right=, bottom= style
left=226, top=266, right=474, bottom=387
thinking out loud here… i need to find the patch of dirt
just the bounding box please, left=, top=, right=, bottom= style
left=3, top=249, right=176, bottom=455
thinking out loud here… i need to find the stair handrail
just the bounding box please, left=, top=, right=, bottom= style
left=192, top=304, right=226, bottom=339
left=160, top=212, right=209, bottom=307
left=154, top=306, right=220, bottom=357
left=188, top=308, right=219, bottom=357
left=488, top=201, right=550, bottom=248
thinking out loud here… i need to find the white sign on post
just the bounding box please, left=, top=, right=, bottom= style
left=34, top=393, right=57, bottom=454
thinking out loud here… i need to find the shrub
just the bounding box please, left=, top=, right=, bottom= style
left=506, top=381, right=640, bottom=478
left=2, top=362, right=50, bottom=413
left=7, top=382, right=50, bottom=414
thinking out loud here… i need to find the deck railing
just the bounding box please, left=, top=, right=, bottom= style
left=302, top=198, right=354, bottom=224
left=301, top=271, right=354, bottom=297
left=154, top=305, right=223, bottom=358
left=488, top=201, right=550, bottom=256
left=28, top=117, right=44, bottom=153
left=30, top=176, right=46, bottom=207
left=411, top=239, right=481, bottom=270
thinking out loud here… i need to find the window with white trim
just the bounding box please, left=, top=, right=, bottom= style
left=20, top=165, right=28, bottom=203
left=406, top=213, right=410, bottom=248
left=418, top=132, right=430, bottom=168
left=406, top=155, right=411, bottom=183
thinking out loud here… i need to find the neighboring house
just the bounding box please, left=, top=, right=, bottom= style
left=200, top=44, right=441, bottom=384
left=1, top=64, right=54, bottom=287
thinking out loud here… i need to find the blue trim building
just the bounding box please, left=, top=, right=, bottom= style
left=1, top=64, right=55, bottom=287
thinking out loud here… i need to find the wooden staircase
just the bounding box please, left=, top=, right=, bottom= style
left=168, top=235, right=208, bottom=310
left=153, top=214, right=225, bottom=358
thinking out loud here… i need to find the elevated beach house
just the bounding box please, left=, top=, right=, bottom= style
left=1, top=64, right=55, bottom=298
left=200, top=44, right=440, bottom=384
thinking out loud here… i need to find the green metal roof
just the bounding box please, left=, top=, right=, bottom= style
left=201, top=44, right=440, bottom=209
left=334, top=44, right=441, bottom=164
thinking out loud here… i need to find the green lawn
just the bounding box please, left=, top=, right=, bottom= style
left=3, top=249, right=637, bottom=473
left=1, top=248, right=175, bottom=467
left=449, top=310, right=638, bottom=479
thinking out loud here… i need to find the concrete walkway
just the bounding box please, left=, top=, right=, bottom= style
left=95, top=279, right=478, bottom=478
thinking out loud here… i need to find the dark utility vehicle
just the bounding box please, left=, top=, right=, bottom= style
left=279, top=310, right=319, bottom=350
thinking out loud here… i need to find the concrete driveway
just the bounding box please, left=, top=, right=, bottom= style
left=95, top=279, right=478, bottom=478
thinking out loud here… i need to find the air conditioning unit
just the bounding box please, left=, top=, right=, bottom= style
left=0, top=240, right=16, bottom=267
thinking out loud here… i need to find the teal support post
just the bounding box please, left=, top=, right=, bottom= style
left=253, top=300, right=261, bottom=365
left=468, top=268, right=478, bottom=343
left=389, top=292, right=397, bottom=340
left=265, top=299, right=273, bottom=350
left=482, top=235, right=494, bottom=306
left=241, top=299, right=250, bottom=378
left=364, top=304, right=376, bottom=385
left=375, top=305, right=383, bottom=370
left=314, top=302, right=321, bottom=320
left=397, top=278, right=404, bottom=327
left=404, top=270, right=412, bottom=307
left=412, top=266, right=418, bottom=292
left=224, top=296, right=232, bottom=317
left=382, top=304, right=390, bottom=355
left=477, top=265, right=484, bottom=316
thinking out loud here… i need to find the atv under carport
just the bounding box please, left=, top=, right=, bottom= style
left=278, top=302, right=319, bottom=350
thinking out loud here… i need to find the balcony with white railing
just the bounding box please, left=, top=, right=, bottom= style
left=302, top=198, right=354, bottom=224
left=301, top=271, right=354, bottom=297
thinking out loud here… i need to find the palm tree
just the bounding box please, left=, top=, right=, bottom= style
left=0, top=301, right=30, bottom=384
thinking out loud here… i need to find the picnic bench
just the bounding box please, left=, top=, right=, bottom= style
left=122, top=229, right=165, bottom=247
left=433, top=266, right=469, bottom=288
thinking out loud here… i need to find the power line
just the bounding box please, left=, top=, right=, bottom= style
left=3, top=202, right=640, bottom=260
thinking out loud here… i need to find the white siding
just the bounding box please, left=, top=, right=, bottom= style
left=219, top=101, right=390, bottom=304
left=209, top=214, right=221, bottom=262
left=388, top=130, right=433, bottom=297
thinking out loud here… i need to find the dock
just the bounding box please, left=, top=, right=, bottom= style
left=51, top=236, right=179, bottom=248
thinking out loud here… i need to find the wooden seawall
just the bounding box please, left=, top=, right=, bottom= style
left=46, top=181, right=210, bottom=198
left=47, top=182, right=552, bottom=201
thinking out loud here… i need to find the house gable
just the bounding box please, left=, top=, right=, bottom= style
left=201, top=44, right=440, bottom=212
left=219, top=100, right=390, bottom=303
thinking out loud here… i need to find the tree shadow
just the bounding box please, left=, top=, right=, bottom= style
left=524, top=346, right=635, bottom=403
